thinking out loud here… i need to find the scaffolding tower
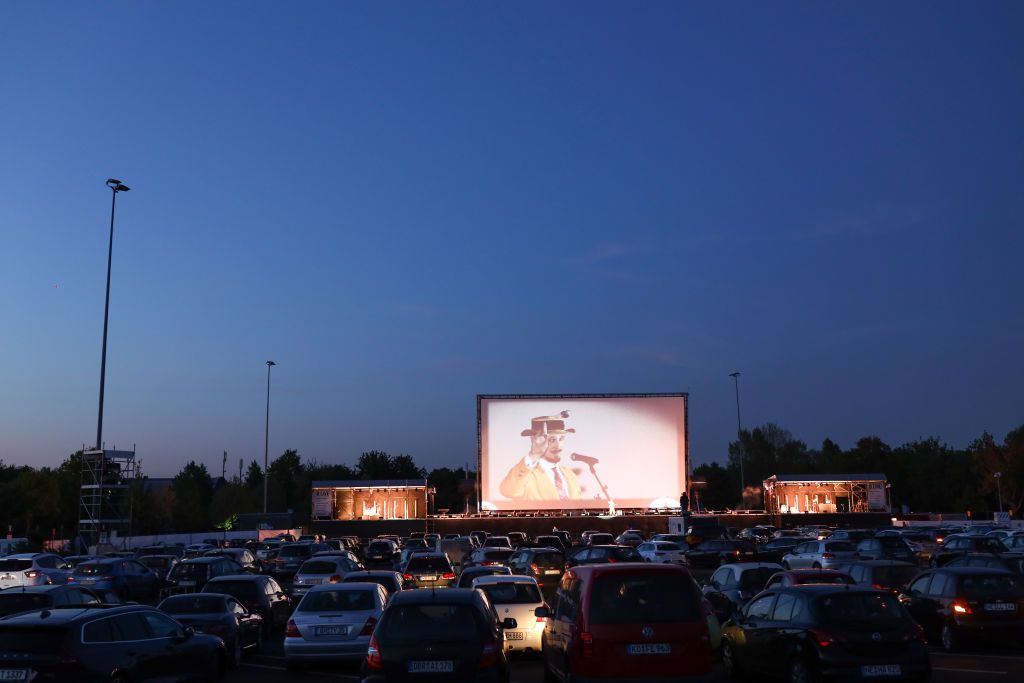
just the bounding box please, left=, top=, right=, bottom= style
left=78, top=448, right=136, bottom=548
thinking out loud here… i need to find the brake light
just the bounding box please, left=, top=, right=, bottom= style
left=809, top=628, right=839, bottom=647
left=607, top=557, right=616, bottom=563
left=952, top=599, right=972, bottom=615
left=531, top=563, right=540, bottom=575
left=580, top=631, right=594, bottom=658
left=285, top=619, right=300, bottom=637
left=821, top=553, right=835, bottom=560
left=359, top=616, right=378, bottom=636
left=328, top=574, right=341, bottom=583
left=441, top=572, right=456, bottom=581
left=24, top=570, right=39, bottom=579
left=65, top=576, right=75, bottom=583
left=481, top=562, right=497, bottom=566
left=366, top=635, right=383, bottom=669
left=479, top=641, right=499, bottom=668
left=872, top=583, right=885, bottom=590
left=402, top=573, right=413, bottom=581
left=733, top=549, right=740, bottom=557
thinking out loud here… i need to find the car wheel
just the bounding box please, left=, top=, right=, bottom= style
left=110, top=674, right=130, bottom=683
left=782, top=561, right=791, bottom=570
left=229, top=637, right=242, bottom=669
left=543, top=659, right=559, bottom=683
left=722, top=640, right=743, bottom=679
left=811, top=563, right=821, bottom=569
left=941, top=623, right=962, bottom=652
left=789, top=657, right=817, bottom=683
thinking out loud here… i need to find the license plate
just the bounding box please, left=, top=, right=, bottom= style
left=627, top=643, right=670, bottom=655
left=79, top=578, right=96, bottom=584
left=984, top=603, right=1016, bottom=612
left=408, top=660, right=454, bottom=673
left=0, top=575, right=13, bottom=581
left=505, top=631, right=524, bottom=640
left=545, top=570, right=561, bottom=575
left=861, top=664, right=901, bottom=677
left=0, top=671, right=28, bottom=682
left=305, top=578, right=322, bottom=585
left=418, top=576, right=437, bottom=581
left=315, top=625, right=346, bottom=636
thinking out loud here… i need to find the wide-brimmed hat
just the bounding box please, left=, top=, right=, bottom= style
left=521, top=411, right=575, bottom=437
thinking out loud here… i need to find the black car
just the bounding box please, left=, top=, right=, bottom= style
left=684, top=539, right=757, bottom=568
left=364, top=540, right=400, bottom=568
left=203, top=574, right=292, bottom=631
left=930, top=536, right=1009, bottom=567
left=164, top=556, right=244, bottom=595
left=0, top=585, right=106, bottom=617
left=362, top=588, right=513, bottom=683
left=584, top=533, right=613, bottom=547
left=401, top=553, right=456, bottom=589
left=721, top=586, right=929, bottom=682
left=565, top=544, right=642, bottom=568
left=701, top=562, right=784, bottom=623
left=159, top=592, right=263, bottom=667
left=532, top=535, right=567, bottom=553
left=0, top=604, right=226, bottom=682
left=945, top=553, right=1024, bottom=575
left=855, top=537, right=917, bottom=563
left=137, top=554, right=180, bottom=580
left=272, top=542, right=327, bottom=580
left=845, top=560, right=921, bottom=593
left=462, top=548, right=516, bottom=570
left=900, top=567, right=1024, bottom=650
left=756, top=538, right=802, bottom=564
left=457, top=566, right=512, bottom=588
left=506, top=547, right=564, bottom=598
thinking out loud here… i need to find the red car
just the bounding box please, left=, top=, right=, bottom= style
left=537, top=563, right=712, bottom=682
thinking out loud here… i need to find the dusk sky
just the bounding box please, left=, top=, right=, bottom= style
left=2, top=2, right=1022, bottom=478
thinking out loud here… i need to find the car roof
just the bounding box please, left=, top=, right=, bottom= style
left=570, top=562, right=690, bottom=579
left=0, top=604, right=148, bottom=626
left=307, top=582, right=380, bottom=593
left=344, top=570, right=402, bottom=578
left=0, top=585, right=74, bottom=595
left=4, top=554, right=45, bottom=560
left=472, top=575, right=538, bottom=586
left=206, top=574, right=263, bottom=582
left=782, top=568, right=851, bottom=575
left=180, top=557, right=225, bottom=564
left=774, top=584, right=885, bottom=596
left=161, top=592, right=229, bottom=603
left=407, top=552, right=448, bottom=559
left=389, top=588, right=479, bottom=606
left=932, top=566, right=1017, bottom=576
left=726, top=563, right=783, bottom=572
left=848, top=560, right=917, bottom=567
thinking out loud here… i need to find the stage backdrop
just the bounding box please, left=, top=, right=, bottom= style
left=478, top=394, right=688, bottom=511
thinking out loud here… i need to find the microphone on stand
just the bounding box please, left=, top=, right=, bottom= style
left=571, top=453, right=600, bottom=466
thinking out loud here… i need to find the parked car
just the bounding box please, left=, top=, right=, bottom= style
left=462, top=547, right=516, bottom=570
left=507, top=532, right=528, bottom=548
left=361, top=587, right=513, bottom=683
left=781, top=540, right=858, bottom=570
left=755, top=538, right=802, bottom=564
left=67, top=558, right=161, bottom=600
left=134, top=544, right=184, bottom=559
left=158, top=592, right=263, bottom=667
left=701, top=563, right=783, bottom=623
left=484, top=536, right=513, bottom=549
left=341, top=570, right=405, bottom=600
left=472, top=575, right=546, bottom=653
left=273, top=542, right=327, bottom=580
left=945, top=553, right=1024, bottom=575
left=827, top=529, right=876, bottom=544
left=457, top=565, right=513, bottom=588
left=584, top=532, right=614, bottom=547
left=137, top=554, right=180, bottom=580
left=764, top=569, right=856, bottom=589
left=0, top=603, right=227, bottom=681
left=900, top=567, right=1024, bottom=650
left=566, top=544, right=643, bottom=569
left=683, top=539, right=757, bottom=568
left=60, top=554, right=99, bottom=569
left=203, top=574, right=292, bottom=631
left=285, top=582, right=389, bottom=668
left=684, top=519, right=725, bottom=547
left=720, top=586, right=929, bottom=681
left=637, top=540, right=686, bottom=564
left=506, top=547, right=565, bottom=598
left=363, top=539, right=400, bottom=568
left=0, top=553, right=71, bottom=589
left=183, top=543, right=216, bottom=559
left=0, top=584, right=105, bottom=617
left=614, top=532, right=645, bottom=548
left=204, top=548, right=259, bottom=572
left=533, top=534, right=568, bottom=553
left=291, top=555, right=363, bottom=600
left=164, top=556, right=244, bottom=595
left=929, top=535, right=1009, bottom=567
left=855, top=537, right=917, bottom=563
left=538, top=563, right=712, bottom=682
left=401, top=553, right=457, bottom=589
left=842, top=560, right=920, bottom=593
left=436, top=536, right=475, bottom=568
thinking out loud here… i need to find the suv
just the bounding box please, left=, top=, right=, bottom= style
left=401, top=553, right=456, bottom=589
left=164, top=556, right=244, bottom=595
left=507, top=547, right=565, bottom=598
left=538, top=563, right=712, bottom=682
left=855, top=537, right=917, bottom=563
left=203, top=574, right=292, bottom=631
left=364, top=539, right=399, bottom=568
left=0, top=553, right=71, bottom=589
left=273, top=542, right=327, bottom=580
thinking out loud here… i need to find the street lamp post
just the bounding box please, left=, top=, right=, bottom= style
left=729, top=372, right=745, bottom=502
left=263, top=360, right=276, bottom=514
left=96, top=179, right=130, bottom=450
left=994, top=472, right=1003, bottom=516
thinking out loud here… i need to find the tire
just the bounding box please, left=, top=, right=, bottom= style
left=941, top=623, right=962, bottom=652
left=789, top=657, right=817, bottom=683
left=543, top=659, right=559, bottom=683
left=811, top=563, right=822, bottom=570
left=722, top=640, right=743, bottom=679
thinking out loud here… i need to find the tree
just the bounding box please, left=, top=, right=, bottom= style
left=244, top=461, right=263, bottom=490
left=356, top=451, right=395, bottom=479
left=970, top=427, right=1024, bottom=518
left=171, top=461, right=213, bottom=532
left=267, top=449, right=304, bottom=512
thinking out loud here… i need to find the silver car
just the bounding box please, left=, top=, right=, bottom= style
left=291, top=556, right=361, bottom=600
left=781, top=540, right=857, bottom=569
left=0, top=553, right=71, bottom=589
left=284, top=582, right=388, bottom=666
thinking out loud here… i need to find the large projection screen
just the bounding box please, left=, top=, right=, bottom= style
left=478, top=394, right=688, bottom=511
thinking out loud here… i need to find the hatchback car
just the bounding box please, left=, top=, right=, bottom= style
left=203, top=574, right=292, bottom=631
left=68, top=558, right=161, bottom=601
left=855, top=537, right=917, bottom=563
left=457, top=565, right=513, bottom=588
left=158, top=592, right=263, bottom=668
left=164, top=556, right=244, bottom=595
left=463, top=547, right=517, bottom=570
left=637, top=540, right=686, bottom=564
left=900, top=567, right=1024, bottom=650
left=683, top=539, right=757, bottom=568
left=782, top=540, right=858, bottom=570
left=0, top=604, right=226, bottom=682
left=566, top=544, right=642, bottom=568
left=506, top=547, right=565, bottom=598
left=472, top=575, right=546, bottom=653
left=362, top=587, right=513, bottom=683
left=701, top=563, right=783, bottom=622
left=0, top=553, right=71, bottom=589
left=401, top=553, right=457, bottom=589
left=585, top=532, right=614, bottom=547
left=273, top=542, right=327, bottom=580
left=285, top=582, right=388, bottom=668
left=945, top=553, right=1024, bottom=575
left=0, top=584, right=105, bottom=617
left=764, top=568, right=856, bottom=590
left=845, top=560, right=920, bottom=593
left=484, top=536, right=513, bottom=549
left=721, top=586, right=929, bottom=681
left=538, top=563, right=712, bottom=682
left=929, top=535, right=1009, bottom=567
left=291, top=555, right=363, bottom=599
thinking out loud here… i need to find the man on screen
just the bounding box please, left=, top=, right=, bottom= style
left=499, top=412, right=583, bottom=501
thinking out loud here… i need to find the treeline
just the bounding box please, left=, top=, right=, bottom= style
left=694, top=423, right=1023, bottom=518
left=0, top=449, right=476, bottom=545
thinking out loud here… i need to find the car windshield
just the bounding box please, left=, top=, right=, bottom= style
left=740, top=568, right=779, bottom=590
left=873, top=565, right=919, bottom=585
left=300, top=561, right=339, bottom=575
left=299, top=589, right=376, bottom=612
left=0, top=594, right=51, bottom=616
left=407, top=557, right=452, bottom=572
left=0, top=627, right=68, bottom=654
left=161, top=596, right=225, bottom=614
left=0, top=560, right=33, bottom=572
left=206, top=581, right=260, bottom=598
left=75, top=562, right=116, bottom=576
left=381, top=603, right=479, bottom=641
left=478, top=582, right=542, bottom=604
left=590, top=573, right=700, bottom=624
left=960, top=574, right=1024, bottom=599
left=817, top=593, right=906, bottom=625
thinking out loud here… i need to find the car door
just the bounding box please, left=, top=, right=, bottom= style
left=901, top=574, right=937, bottom=635
left=766, top=592, right=804, bottom=679
left=140, top=610, right=204, bottom=680
left=735, top=592, right=777, bottom=667
left=788, top=543, right=810, bottom=569
left=550, top=575, right=581, bottom=678
left=266, top=577, right=289, bottom=627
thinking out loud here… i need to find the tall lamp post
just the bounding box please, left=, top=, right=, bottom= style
left=263, top=360, right=276, bottom=514
left=994, top=472, right=1003, bottom=516
left=729, top=371, right=745, bottom=502
left=96, top=178, right=130, bottom=450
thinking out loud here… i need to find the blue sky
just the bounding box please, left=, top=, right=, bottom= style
left=2, top=2, right=1022, bottom=477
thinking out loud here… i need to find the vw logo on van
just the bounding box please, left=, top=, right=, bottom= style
left=641, top=626, right=655, bottom=639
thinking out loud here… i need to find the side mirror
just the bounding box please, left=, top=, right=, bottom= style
left=502, top=617, right=518, bottom=630
left=534, top=606, right=550, bottom=619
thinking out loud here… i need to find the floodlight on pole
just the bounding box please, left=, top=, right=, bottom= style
left=729, top=372, right=745, bottom=502
left=994, top=472, right=1003, bottom=516
left=263, top=360, right=276, bottom=514
left=96, top=178, right=130, bottom=451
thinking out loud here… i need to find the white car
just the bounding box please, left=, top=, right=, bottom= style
left=471, top=575, right=545, bottom=653
left=636, top=541, right=686, bottom=564
left=0, top=553, right=71, bottom=589
left=284, top=582, right=388, bottom=666
left=291, top=555, right=362, bottom=600
left=781, top=540, right=858, bottom=570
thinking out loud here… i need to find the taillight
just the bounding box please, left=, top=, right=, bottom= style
left=366, top=635, right=383, bottom=669
left=65, top=576, right=75, bottom=583
left=733, top=549, right=740, bottom=557
left=479, top=641, right=499, bottom=668
left=809, top=628, right=838, bottom=647
left=821, top=553, right=835, bottom=560
left=952, top=599, right=972, bottom=615
left=402, top=573, right=413, bottom=581
left=481, top=562, right=496, bottom=566
left=531, top=563, right=540, bottom=575
left=359, top=616, right=378, bottom=636
left=580, top=631, right=594, bottom=658
left=441, top=572, right=456, bottom=581
left=24, top=570, right=39, bottom=579
left=607, top=557, right=617, bottom=564
left=872, top=583, right=886, bottom=590
left=285, top=619, right=300, bottom=637
left=328, top=575, right=341, bottom=583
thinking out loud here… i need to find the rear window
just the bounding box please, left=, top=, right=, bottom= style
left=484, top=550, right=514, bottom=561
left=589, top=573, right=701, bottom=624
left=381, top=603, right=480, bottom=641
left=406, top=557, right=453, bottom=572
left=368, top=542, right=393, bottom=553
left=959, top=574, right=1024, bottom=600
left=161, top=596, right=225, bottom=614
left=795, top=574, right=853, bottom=585
left=279, top=545, right=312, bottom=558
left=299, top=589, right=376, bottom=612
left=590, top=534, right=613, bottom=544
left=816, top=593, right=907, bottom=626
left=300, top=561, right=339, bottom=575
left=75, top=562, right=116, bottom=576
left=478, top=582, right=541, bottom=604
left=656, top=543, right=682, bottom=551
left=739, top=568, right=779, bottom=590
left=0, top=594, right=51, bottom=616
left=534, top=553, right=564, bottom=569
left=0, top=627, right=68, bottom=654
left=171, top=563, right=208, bottom=580
left=824, top=542, right=856, bottom=552
left=0, top=560, right=33, bottom=572
left=205, top=581, right=260, bottom=598
left=873, top=565, right=919, bottom=586
left=140, top=557, right=170, bottom=570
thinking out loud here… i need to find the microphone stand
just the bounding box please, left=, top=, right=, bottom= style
left=587, top=463, right=612, bottom=502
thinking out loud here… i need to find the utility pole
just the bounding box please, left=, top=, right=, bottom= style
left=729, top=372, right=745, bottom=503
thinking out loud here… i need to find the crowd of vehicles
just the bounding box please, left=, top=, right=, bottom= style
left=0, top=522, right=1018, bottom=680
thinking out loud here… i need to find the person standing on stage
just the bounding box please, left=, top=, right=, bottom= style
left=499, top=412, right=583, bottom=501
